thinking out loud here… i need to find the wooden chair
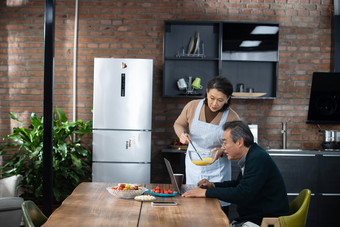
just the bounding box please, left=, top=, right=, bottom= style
left=261, top=189, right=311, bottom=227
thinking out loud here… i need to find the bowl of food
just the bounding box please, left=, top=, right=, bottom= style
left=188, top=150, right=215, bottom=166
left=106, top=183, right=147, bottom=199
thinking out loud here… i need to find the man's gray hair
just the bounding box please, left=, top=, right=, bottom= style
left=223, top=121, right=254, bottom=147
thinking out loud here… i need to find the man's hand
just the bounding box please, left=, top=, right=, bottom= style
left=197, top=179, right=215, bottom=189
left=181, top=187, right=207, bottom=198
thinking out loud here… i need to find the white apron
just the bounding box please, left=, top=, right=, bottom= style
left=185, top=99, right=231, bottom=206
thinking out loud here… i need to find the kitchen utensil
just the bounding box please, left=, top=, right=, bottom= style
left=187, top=136, right=202, bottom=160
left=188, top=150, right=215, bottom=166
left=186, top=76, right=194, bottom=94
left=192, top=77, right=203, bottom=89
left=177, top=78, right=187, bottom=90
left=318, top=125, right=340, bottom=149
left=323, top=130, right=340, bottom=149
left=237, top=83, right=244, bottom=92
left=323, top=130, right=340, bottom=142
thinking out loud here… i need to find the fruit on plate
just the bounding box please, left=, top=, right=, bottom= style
left=112, top=183, right=141, bottom=191
left=151, top=186, right=173, bottom=194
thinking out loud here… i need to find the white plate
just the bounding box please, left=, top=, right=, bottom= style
left=193, top=32, right=200, bottom=54
left=187, top=37, right=195, bottom=54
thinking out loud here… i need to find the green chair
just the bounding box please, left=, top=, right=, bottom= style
left=261, top=189, right=311, bottom=227
left=21, top=200, right=47, bottom=227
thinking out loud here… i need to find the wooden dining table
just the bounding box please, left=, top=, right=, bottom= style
left=43, top=182, right=230, bottom=227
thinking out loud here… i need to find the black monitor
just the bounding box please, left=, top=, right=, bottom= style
left=307, top=72, right=340, bottom=124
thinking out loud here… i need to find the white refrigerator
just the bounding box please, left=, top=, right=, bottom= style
left=92, top=58, right=153, bottom=183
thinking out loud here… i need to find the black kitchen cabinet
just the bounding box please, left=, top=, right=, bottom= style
left=317, top=195, right=340, bottom=226
left=317, top=154, right=340, bottom=227
left=163, top=20, right=279, bottom=99
left=319, top=154, right=340, bottom=193
left=267, top=151, right=340, bottom=227
left=270, top=153, right=319, bottom=227
left=270, top=154, right=319, bottom=194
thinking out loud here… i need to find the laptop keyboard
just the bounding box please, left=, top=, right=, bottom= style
left=180, top=184, right=196, bottom=194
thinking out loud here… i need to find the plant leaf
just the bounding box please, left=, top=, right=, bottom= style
left=56, top=106, right=67, bottom=123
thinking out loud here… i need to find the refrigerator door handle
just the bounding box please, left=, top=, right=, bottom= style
left=121, top=73, right=125, bottom=97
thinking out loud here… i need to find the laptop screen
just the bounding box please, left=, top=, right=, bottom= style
left=164, top=158, right=181, bottom=194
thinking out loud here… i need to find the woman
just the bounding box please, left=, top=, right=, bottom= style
left=174, top=76, right=240, bottom=212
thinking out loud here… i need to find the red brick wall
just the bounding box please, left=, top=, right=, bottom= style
left=0, top=0, right=338, bottom=182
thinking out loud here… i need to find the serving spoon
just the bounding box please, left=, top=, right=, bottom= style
left=185, top=132, right=202, bottom=160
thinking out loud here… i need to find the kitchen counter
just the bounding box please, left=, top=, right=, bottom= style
left=267, top=149, right=340, bottom=156
left=162, top=148, right=340, bottom=155
left=162, top=148, right=186, bottom=153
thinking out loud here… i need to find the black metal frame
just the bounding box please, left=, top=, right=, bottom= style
left=43, top=0, right=55, bottom=216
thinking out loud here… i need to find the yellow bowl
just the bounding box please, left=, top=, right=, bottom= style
left=188, top=150, right=214, bottom=166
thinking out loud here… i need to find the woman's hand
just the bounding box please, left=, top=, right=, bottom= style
left=179, top=132, right=190, bottom=144
left=210, top=148, right=224, bottom=164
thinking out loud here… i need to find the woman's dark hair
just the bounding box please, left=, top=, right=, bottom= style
left=223, top=121, right=254, bottom=147
left=204, top=76, right=233, bottom=112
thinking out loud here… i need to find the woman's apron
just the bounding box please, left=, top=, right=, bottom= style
left=185, top=99, right=231, bottom=207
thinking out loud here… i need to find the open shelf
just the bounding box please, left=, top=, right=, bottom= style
left=163, top=20, right=279, bottom=98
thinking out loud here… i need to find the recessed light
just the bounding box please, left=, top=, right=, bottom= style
left=239, top=41, right=262, bottom=47
left=251, top=26, right=279, bottom=35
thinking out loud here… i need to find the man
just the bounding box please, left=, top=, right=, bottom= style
left=182, top=121, right=289, bottom=227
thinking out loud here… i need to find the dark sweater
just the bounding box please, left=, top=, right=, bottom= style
left=206, top=143, right=289, bottom=225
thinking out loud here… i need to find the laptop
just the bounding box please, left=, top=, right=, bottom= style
left=164, top=158, right=196, bottom=195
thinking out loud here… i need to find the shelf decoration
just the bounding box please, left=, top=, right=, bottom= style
left=176, top=32, right=206, bottom=58
left=177, top=76, right=203, bottom=96
left=232, top=92, right=267, bottom=97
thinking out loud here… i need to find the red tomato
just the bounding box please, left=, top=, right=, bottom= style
left=152, top=186, right=174, bottom=194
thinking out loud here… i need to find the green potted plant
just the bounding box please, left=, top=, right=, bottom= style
left=0, top=106, right=92, bottom=204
